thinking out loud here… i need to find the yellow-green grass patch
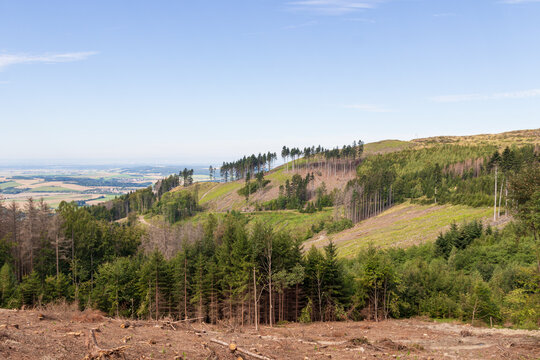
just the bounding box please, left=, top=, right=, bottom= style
left=304, top=202, right=497, bottom=258
left=29, top=186, right=78, bottom=193
left=0, top=181, right=21, bottom=190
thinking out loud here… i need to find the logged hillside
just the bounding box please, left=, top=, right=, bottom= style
left=166, top=129, right=538, bottom=252
left=0, top=128, right=539, bottom=332
left=110, top=128, right=540, bottom=259
left=304, top=201, right=509, bottom=257
left=183, top=128, right=539, bottom=213
left=194, top=165, right=356, bottom=212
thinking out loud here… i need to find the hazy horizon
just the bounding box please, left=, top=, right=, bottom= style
left=1, top=1, right=539, bottom=163
left=1, top=127, right=537, bottom=167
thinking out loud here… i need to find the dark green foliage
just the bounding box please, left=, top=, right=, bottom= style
left=0, top=263, right=18, bottom=308
left=221, top=152, right=278, bottom=182
left=326, top=218, right=353, bottom=234
left=345, top=145, right=538, bottom=224
left=314, top=183, right=334, bottom=209
left=20, top=271, right=42, bottom=306
left=0, top=147, right=538, bottom=329
left=264, top=174, right=313, bottom=210
left=435, top=221, right=483, bottom=259
left=138, top=251, right=172, bottom=319
left=238, top=179, right=270, bottom=196
left=181, top=168, right=194, bottom=187
left=93, top=257, right=141, bottom=317
left=87, top=170, right=196, bottom=222
left=352, top=245, right=400, bottom=320
left=151, top=190, right=199, bottom=224
left=155, top=174, right=180, bottom=197
left=303, top=242, right=349, bottom=322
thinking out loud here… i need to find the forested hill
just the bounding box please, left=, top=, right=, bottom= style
left=0, top=128, right=538, bottom=329
left=94, top=128, right=538, bottom=243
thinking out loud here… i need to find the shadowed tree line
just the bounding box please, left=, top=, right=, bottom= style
left=280, top=141, right=364, bottom=175
left=220, top=152, right=278, bottom=183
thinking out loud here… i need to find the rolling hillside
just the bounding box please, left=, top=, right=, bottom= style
left=303, top=201, right=509, bottom=257
left=136, top=128, right=538, bottom=257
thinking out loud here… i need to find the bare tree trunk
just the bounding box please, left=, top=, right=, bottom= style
left=498, top=178, right=504, bottom=218
left=317, top=271, right=323, bottom=322
left=471, top=298, right=478, bottom=325
left=494, top=167, right=498, bottom=221
left=184, top=257, right=188, bottom=320
left=374, top=287, right=378, bottom=322
left=155, top=266, right=159, bottom=319
left=55, top=234, right=59, bottom=279
left=211, top=277, right=216, bottom=324
left=241, top=299, right=244, bottom=326
left=295, top=283, right=299, bottom=322
left=505, top=184, right=508, bottom=216
left=253, top=267, right=258, bottom=331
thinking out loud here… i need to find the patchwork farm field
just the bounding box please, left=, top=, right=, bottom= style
left=0, top=165, right=210, bottom=208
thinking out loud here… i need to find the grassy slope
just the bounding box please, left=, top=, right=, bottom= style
left=363, top=139, right=412, bottom=155
left=245, top=208, right=333, bottom=238
left=192, top=166, right=295, bottom=211
left=198, top=181, right=243, bottom=205
left=188, top=139, right=425, bottom=211
left=148, top=129, right=537, bottom=256
left=184, top=207, right=334, bottom=239
left=187, top=138, right=421, bottom=211
left=303, top=202, right=503, bottom=258
left=412, top=128, right=540, bottom=148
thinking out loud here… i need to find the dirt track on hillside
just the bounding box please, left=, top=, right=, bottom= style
left=0, top=308, right=538, bottom=359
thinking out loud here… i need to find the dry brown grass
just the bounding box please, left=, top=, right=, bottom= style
left=412, top=128, right=540, bottom=148
left=37, top=300, right=106, bottom=323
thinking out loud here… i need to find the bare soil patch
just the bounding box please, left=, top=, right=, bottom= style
left=0, top=309, right=538, bottom=359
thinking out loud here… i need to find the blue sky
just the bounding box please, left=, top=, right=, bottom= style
left=1, top=0, right=539, bottom=165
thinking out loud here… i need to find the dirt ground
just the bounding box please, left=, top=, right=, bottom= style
left=0, top=308, right=538, bottom=360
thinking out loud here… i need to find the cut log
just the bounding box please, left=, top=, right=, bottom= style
left=173, top=317, right=204, bottom=323
left=210, top=338, right=272, bottom=360
left=84, top=329, right=128, bottom=360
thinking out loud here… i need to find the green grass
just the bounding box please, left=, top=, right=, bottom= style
left=246, top=208, right=333, bottom=238
left=29, top=186, right=78, bottom=193
left=181, top=208, right=333, bottom=239
left=86, top=194, right=117, bottom=204
left=198, top=181, right=243, bottom=204
left=363, top=139, right=412, bottom=155
left=335, top=203, right=494, bottom=258
left=0, top=181, right=21, bottom=190
left=266, top=166, right=294, bottom=183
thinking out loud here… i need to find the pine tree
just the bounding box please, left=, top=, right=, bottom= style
left=0, top=263, right=18, bottom=308
left=138, top=251, right=171, bottom=319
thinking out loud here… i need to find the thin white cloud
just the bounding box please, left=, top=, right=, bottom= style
left=287, top=0, right=383, bottom=15
left=433, top=13, right=456, bottom=17
left=343, top=104, right=393, bottom=113
left=432, top=89, right=540, bottom=103
left=283, top=20, right=318, bottom=29
left=345, top=17, right=376, bottom=23
left=500, top=0, right=540, bottom=3
left=0, top=51, right=97, bottom=70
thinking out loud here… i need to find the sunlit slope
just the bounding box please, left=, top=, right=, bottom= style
left=412, top=128, right=540, bottom=147
left=303, top=202, right=508, bottom=258
left=184, top=139, right=417, bottom=211
left=184, top=207, right=334, bottom=239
